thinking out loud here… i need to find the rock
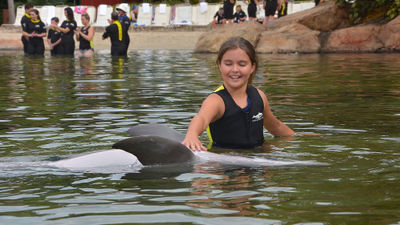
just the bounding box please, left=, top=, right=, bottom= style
left=323, top=24, right=383, bottom=53
left=194, top=22, right=265, bottom=53
left=194, top=0, right=398, bottom=54
left=257, top=23, right=320, bottom=53
left=379, top=16, right=400, bottom=51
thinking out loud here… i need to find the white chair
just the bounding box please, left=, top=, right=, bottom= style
left=39, top=5, right=56, bottom=26
left=94, top=4, right=113, bottom=27
left=173, top=4, right=192, bottom=25
left=153, top=4, right=171, bottom=26
left=136, top=3, right=153, bottom=26
left=55, top=5, right=68, bottom=21
left=13, top=5, right=25, bottom=26
left=191, top=2, right=212, bottom=25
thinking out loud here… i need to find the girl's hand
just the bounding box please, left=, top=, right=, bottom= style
left=182, top=137, right=207, bottom=152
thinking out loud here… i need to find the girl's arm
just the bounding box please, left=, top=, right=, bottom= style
left=53, top=37, right=62, bottom=47
left=258, top=89, right=295, bottom=136
left=182, top=94, right=225, bottom=151
left=80, top=26, right=95, bottom=42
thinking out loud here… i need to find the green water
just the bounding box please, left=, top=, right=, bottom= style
left=0, top=51, right=399, bottom=224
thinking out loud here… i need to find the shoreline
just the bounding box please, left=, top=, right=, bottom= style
left=0, top=24, right=208, bottom=51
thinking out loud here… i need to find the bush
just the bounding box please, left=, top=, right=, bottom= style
left=336, top=0, right=400, bottom=23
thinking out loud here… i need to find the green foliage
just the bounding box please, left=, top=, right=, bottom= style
left=336, top=0, right=400, bottom=23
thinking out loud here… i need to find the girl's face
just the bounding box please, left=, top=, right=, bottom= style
left=218, top=48, right=255, bottom=90
left=30, top=11, right=38, bottom=20
left=81, top=16, right=88, bottom=25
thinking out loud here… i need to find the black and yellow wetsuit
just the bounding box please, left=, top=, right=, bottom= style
left=79, top=26, right=94, bottom=51
left=102, top=21, right=126, bottom=56
left=207, top=85, right=265, bottom=149
left=47, top=28, right=62, bottom=55
left=24, top=18, right=46, bottom=55
left=278, top=1, right=288, bottom=18
left=21, top=13, right=31, bottom=54
left=60, top=19, right=77, bottom=55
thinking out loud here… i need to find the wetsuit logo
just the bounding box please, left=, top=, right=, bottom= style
left=252, top=112, right=263, bottom=122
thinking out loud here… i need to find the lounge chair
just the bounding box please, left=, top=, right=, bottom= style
left=93, top=4, right=113, bottom=27
left=172, top=4, right=192, bottom=25
left=191, top=2, right=219, bottom=26
left=153, top=4, right=171, bottom=26
left=136, top=3, right=153, bottom=26
left=13, top=5, right=25, bottom=26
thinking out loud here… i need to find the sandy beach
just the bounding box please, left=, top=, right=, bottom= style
left=0, top=24, right=208, bottom=51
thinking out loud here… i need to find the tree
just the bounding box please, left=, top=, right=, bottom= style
left=8, top=0, right=15, bottom=24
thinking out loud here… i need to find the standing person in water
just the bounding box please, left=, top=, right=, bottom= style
left=21, top=3, right=34, bottom=55
left=51, top=7, right=76, bottom=56
left=102, top=12, right=126, bottom=57
left=182, top=37, right=297, bottom=151
left=47, top=17, right=62, bottom=56
left=22, top=9, right=46, bottom=55
left=116, top=4, right=131, bottom=55
left=75, top=12, right=95, bottom=57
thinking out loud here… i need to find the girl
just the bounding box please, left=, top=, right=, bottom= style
left=75, top=12, right=95, bottom=57
left=23, top=9, right=46, bottom=55
left=52, top=7, right=77, bottom=56
left=182, top=37, right=296, bottom=151
left=233, top=5, right=247, bottom=23
left=47, top=17, right=62, bottom=56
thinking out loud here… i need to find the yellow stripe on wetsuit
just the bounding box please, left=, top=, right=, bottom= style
left=25, top=13, right=31, bottom=18
left=113, top=20, right=123, bottom=41
left=206, top=85, right=225, bottom=149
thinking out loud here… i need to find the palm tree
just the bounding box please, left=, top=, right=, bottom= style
left=8, top=0, right=15, bottom=24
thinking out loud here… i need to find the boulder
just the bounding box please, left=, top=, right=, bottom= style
left=322, top=24, right=384, bottom=52
left=257, top=23, right=320, bottom=53
left=195, top=22, right=265, bottom=53
left=379, top=16, right=400, bottom=51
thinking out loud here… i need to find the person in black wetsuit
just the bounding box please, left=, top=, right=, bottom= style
left=116, top=4, right=131, bottom=55
left=20, top=3, right=34, bottom=55
left=223, top=0, right=236, bottom=23
left=211, top=8, right=225, bottom=28
left=22, top=9, right=46, bottom=55
left=233, top=5, right=247, bottom=23
left=102, top=12, right=126, bottom=57
left=315, top=0, right=323, bottom=6
left=263, top=0, right=278, bottom=24
left=246, top=0, right=259, bottom=21
left=278, top=0, right=288, bottom=18
left=182, top=37, right=301, bottom=151
left=51, top=7, right=76, bottom=56
left=75, top=12, right=95, bottom=57
left=47, top=17, right=62, bottom=56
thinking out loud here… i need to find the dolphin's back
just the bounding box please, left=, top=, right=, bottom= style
left=112, top=136, right=195, bottom=165
left=127, top=124, right=185, bottom=142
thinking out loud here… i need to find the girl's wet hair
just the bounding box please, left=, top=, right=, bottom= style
left=82, top=12, right=90, bottom=21
left=30, top=9, right=41, bottom=20
left=216, top=37, right=258, bottom=84
left=64, top=7, right=75, bottom=21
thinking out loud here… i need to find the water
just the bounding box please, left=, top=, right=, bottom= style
left=0, top=51, right=399, bottom=224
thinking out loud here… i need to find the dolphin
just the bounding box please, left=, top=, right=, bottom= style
left=48, top=124, right=326, bottom=172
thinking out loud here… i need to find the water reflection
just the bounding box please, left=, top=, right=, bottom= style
left=0, top=51, right=399, bottom=224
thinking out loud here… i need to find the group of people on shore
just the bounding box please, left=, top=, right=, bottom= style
left=212, top=0, right=298, bottom=27
left=20, top=3, right=131, bottom=57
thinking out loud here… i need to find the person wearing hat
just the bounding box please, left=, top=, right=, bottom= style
left=116, top=4, right=131, bottom=55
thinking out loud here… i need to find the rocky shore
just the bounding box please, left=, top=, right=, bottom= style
left=196, top=0, right=400, bottom=53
